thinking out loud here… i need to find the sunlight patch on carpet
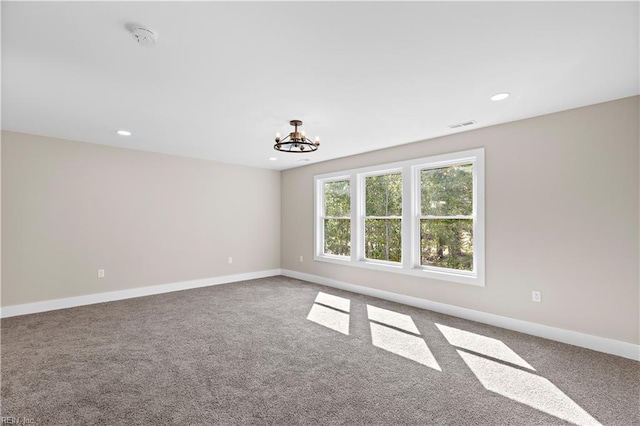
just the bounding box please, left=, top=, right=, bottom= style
left=367, top=305, right=421, bottom=334
left=370, top=322, right=441, bottom=371
left=458, top=350, right=602, bottom=426
left=315, top=292, right=351, bottom=312
left=307, top=303, right=350, bottom=335
left=436, top=323, right=534, bottom=370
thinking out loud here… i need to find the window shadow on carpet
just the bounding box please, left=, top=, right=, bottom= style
left=307, top=291, right=603, bottom=426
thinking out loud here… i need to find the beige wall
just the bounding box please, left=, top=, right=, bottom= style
left=2, top=131, right=281, bottom=306
left=2, top=97, right=638, bottom=345
left=281, top=96, right=640, bottom=345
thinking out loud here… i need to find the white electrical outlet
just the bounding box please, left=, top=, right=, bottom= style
left=532, top=290, right=541, bottom=303
left=98, top=269, right=105, bottom=279
left=228, top=257, right=233, bottom=264
left=299, top=256, right=304, bottom=263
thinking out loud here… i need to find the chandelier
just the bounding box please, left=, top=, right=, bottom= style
left=274, top=120, right=320, bottom=153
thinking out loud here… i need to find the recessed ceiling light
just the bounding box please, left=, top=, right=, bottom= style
left=116, top=130, right=132, bottom=136
left=269, top=157, right=277, bottom=161
left=490, top=93, right=510, bottom=101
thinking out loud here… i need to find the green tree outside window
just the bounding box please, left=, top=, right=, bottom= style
left=420, top=164, right=473, bottom=271
left=323, top=180, right=351, bottom=256
left=364, top=173, right=402, bottom=262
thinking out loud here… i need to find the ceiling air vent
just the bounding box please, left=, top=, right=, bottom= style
left=448, top=120, right=476, bottom=129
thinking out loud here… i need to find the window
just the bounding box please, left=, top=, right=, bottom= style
left=315, top=148, right=484, bottom=286
left=363, top=172, right=402, bottom=263
left=420, top=164, right=473, bottom=271
left=321, top=178, right=351, bottom=257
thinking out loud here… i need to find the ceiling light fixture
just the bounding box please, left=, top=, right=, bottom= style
left=274, top=120, right=320, bottom=153
left=491, top=93, right=510, bottom=101
left=116, top=130, right=132, bottom=136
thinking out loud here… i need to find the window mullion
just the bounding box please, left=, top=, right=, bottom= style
left=351, top=174, right=360, bottom=263
left=402, top=166, right=413, bottom=270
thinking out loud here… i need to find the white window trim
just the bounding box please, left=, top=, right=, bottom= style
left=359, top=168, right=403, bottom=265
left=314, top=148, right=485, bottom=287
left=315, top=175, right=352, bottom=260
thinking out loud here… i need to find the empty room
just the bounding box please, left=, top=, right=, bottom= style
left=1, top=1, right=639, bottom=425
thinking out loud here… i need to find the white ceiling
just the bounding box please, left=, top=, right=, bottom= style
left=2, top=2, right=638, bottom=170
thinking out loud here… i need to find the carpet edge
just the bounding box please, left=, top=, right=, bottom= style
left=0, top=269, right=283, bottom=318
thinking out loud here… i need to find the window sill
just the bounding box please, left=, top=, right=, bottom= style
left=314, top=254, right=484, bottom=287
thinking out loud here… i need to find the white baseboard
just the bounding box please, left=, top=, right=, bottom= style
left=0, top=269, right=282, bottom=318
left=4, top=268, right=637, bottom=361
left=281, top=269, right=640, bottom=361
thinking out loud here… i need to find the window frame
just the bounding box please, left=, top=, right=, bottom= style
left=359, top=168, right=404, bottom=266
left=317, top=175, right=353, bottom=260
left=314, top=148, right=485, bottom=287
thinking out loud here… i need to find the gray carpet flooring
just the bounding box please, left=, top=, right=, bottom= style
left=1, top=276, right=638, bottom=425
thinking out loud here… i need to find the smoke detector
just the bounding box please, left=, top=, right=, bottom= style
left=131, top=26, right=158, bottom=47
